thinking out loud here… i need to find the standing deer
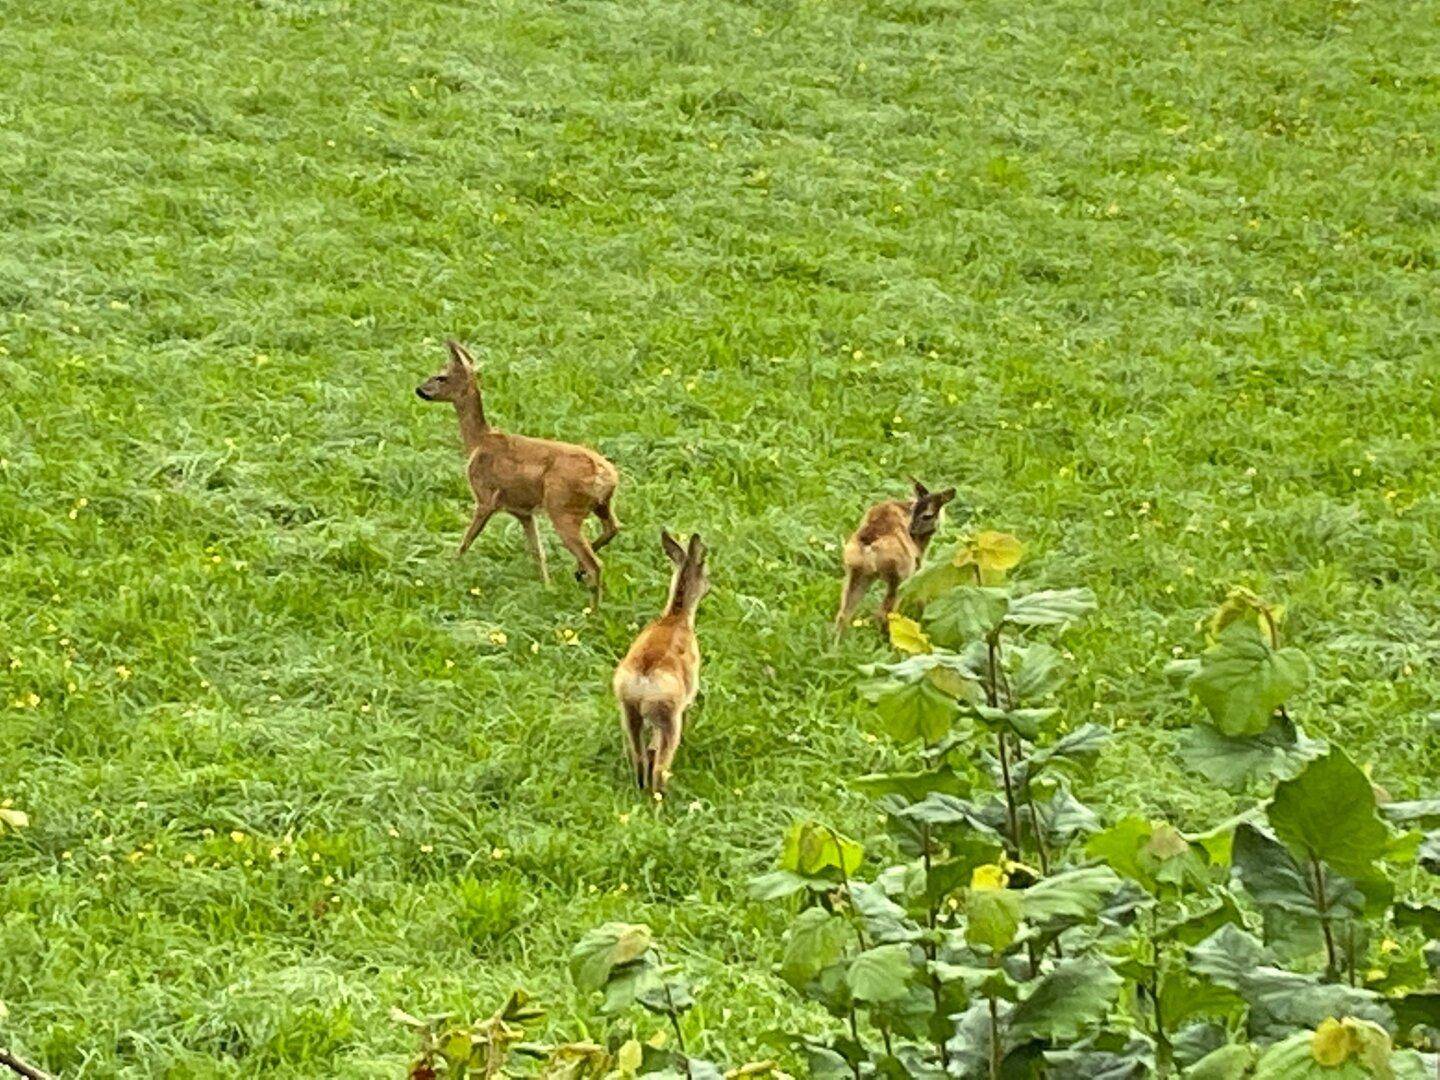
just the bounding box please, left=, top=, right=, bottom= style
left=613, top=532, right=710, bottom=796
left=416, top=340, right=621, bottom=601
left=834, top=480, right=956, bottom=637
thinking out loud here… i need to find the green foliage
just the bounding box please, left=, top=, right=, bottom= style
left=1186, top=622, right=1311, bottom=737
left=7, top=0, right=1440, bottom=1070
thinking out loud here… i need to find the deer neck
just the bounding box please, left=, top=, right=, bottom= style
left=453, top=384, right=489, bottom=451
left=665, top=574, right=699, bottom=624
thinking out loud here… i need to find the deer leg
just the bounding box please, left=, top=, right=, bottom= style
left=619, top=701, right=646, bottom=790
left=552, top=511, right=602, bottom=603
left=649, top=706, right=684, bottom=796
left=515, top=513, right=549, bottom=585
left=591, top=496, right=621, bottom=552
left=878, top=573, right=901, bottom=635
left=456, top=493, right=500, bottom=557
left=834, top=569, right=873, bottom=638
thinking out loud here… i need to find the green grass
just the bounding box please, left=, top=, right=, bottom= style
left=1, top=0, right=1437, bottom=1073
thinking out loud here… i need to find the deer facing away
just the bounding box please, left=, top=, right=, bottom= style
left=613, top=531, right=710, bottom=796
left=416, top=340, right=621, bottom=600
left=834, top=480, right=956, bottom=636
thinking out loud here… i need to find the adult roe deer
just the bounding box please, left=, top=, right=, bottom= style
left=613, top=531, right=710, bottom=796
left=416, top=340, right=621, bottom=600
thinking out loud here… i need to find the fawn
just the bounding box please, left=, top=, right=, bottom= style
left=834, top=480, right=956, bottom=636
left=613, top=531, right=710, bottom=796
left=416, top=340, right=621, bottom=600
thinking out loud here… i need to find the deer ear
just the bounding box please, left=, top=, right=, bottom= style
left=661, top=530, right=686, bottom=566
left=911, top=478, right=930, bottom=498
left=445, top=340, right=476, bottom=370
left=686, top=533, right=706, bottom=563
left=937, top=488, right=957, bottom=506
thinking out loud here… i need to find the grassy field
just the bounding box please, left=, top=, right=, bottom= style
left=2, top=0, right=1438, bottom=1073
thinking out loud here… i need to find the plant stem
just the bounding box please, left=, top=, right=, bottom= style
left=847, top=1006, right=864, bottom=1080
left=987, top=994, right=1001, bottom=1080
left=1309, top=853, right=1338, bottom=979
left=921, top=829, right=952, bottom=1070
left=1025, top=786, right=1050, bottom=876
left=0, top=1050, right=56, bottom=1080
left=996, top=731, right=1021, bottom=859
left=1149, top=907, right=1171, bottom=1076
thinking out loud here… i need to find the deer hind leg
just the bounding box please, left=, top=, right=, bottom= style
left=591, top=495, right=621, bottom=553
left=457, top=492, right=501, bottom=557
left=834, top=569, right=874, bottom=638
left=551, top=510, right=603, bottom=602
left=619, top=701, right=646, bottom=790
left=515, top=513, right=549, bottom=585
left=646, top=703, right=683, bottom=796
left=878, top=572, right=902, bottom=635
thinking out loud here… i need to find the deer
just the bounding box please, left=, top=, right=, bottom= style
left=613, top=531, right=710, bottom=797
left=834, top=479, right=957, bottom=637
left=415, top=340, right=621, bottom=601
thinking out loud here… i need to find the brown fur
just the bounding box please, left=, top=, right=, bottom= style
left=612, top=532, right=710, bottom=796
left=834, top=480, right=956, bottom=637
left=417, top=340, right=621, bottom=600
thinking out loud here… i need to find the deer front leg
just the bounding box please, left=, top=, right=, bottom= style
left=517, top=514, right=549, bottom=585
left=457, top=493, right=499, bottom=557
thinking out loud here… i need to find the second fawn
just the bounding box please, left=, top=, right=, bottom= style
left=834, top=479, right=956, bottom=636
left=613, top=531, right=710, bottom=796
left=416, top=340, right=621, bottom=601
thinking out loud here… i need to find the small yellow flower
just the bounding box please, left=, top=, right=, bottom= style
left=387, top=827, right=400, bottom=838
left=230, top=830, right=246, bottom=844
left=490, top=847, right=507, bottom=860
left=183, top=853, right=196, bottom=865
left=115, top=665, right=132, bottom=681
left=419, top=843, right=433, bottom=853
left=488, top=629, right=508, bottom=647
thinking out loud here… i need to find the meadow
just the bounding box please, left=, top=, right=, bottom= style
left=1, top=0, right=1438, bottom=1073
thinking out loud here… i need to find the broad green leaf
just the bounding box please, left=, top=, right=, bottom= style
left=1010, top=642, right=1068, bottom=703
left=850, top=882, right=923, bottom=944
left=1394, top=902, right=1440, bottom=938
left=1176, top=717, right=1326, bottom=792
left=1268, top=749, right=1392, bottom=880
left=1189, top=621, right=1310, bottom=736
left=1020, top=866, right=1123, bottom=925
left=1015, top=724, right=1110, bottom=789
left=1253, top=1018, right=1399, bottom=1080
left=845, top=944, right=914, bottom=1003
left=973, top=704, right=1058, bottom=740
left=779, top=908, right=852, bottom=989
left=747, top=870, right=820, bottom=900
left=1388, top=992, right=1440, bottom=1045
left=569, top=923, right=653, bottom=994
left=894, top=792, right=1003, bottom=840
left=1190, top=925, right=1394, bottom=1040
left=886, top=613, right=931, bottom=655
left=779, top=821, right=864, bottom=878
left=1157, top=968, right=1245, bottom=1031
left=898, top=555, right=968, bottom=608
left=923, top=586, right=1008, bottom=648
left=966, top=887, right=1022, bottom=953
left=851, top=767, right=969, bottom=803
left=1009, top=957, right=1122, bottom=1040
left=1003, top=588, right=1098, bottom=628
left=637, top=976, right=695, bottom=1016
left=873, top=677, right=958, bottom=745
left=1380, top=799, right=1440, bottom=827
left=1186, top=1044, right=1258, bottom=1080
left=1087, top=816, right=1158, bottom=887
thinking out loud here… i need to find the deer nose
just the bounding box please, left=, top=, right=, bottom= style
left=415, top=386, right=431, bottom=399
